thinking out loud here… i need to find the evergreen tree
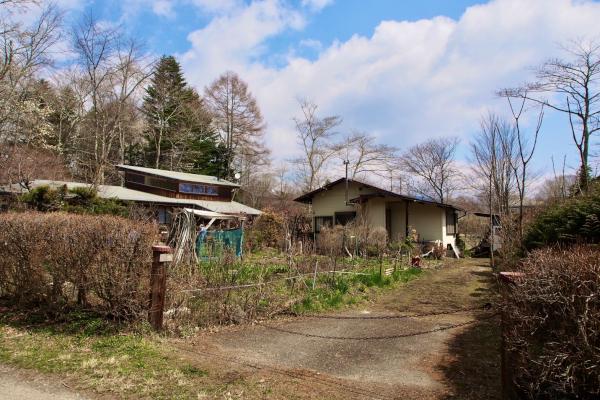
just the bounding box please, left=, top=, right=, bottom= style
left=142, top=55, right=190, bottom=169
left=141, top=55, right=230, bottom=175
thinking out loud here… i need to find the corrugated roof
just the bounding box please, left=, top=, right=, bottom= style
left=116, top=165, right=239, bottom=187
left=26, top=180, right=261, bottom=215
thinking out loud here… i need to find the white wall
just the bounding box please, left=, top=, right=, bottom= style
left=311, top=181, right=379, bottom=217
left=309, top=181, right=456, bottom=248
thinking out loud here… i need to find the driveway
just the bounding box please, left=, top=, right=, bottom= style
left=181, top=259, right=501, bottom=400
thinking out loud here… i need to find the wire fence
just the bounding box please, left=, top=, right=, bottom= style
left=176, top=269, right=372, bottom=294
left=264, top=311, right=500, bottom=341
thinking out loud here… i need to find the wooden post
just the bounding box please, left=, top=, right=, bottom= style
left=148, top=244, right=173, bottom=331
left=499, top=271, right=525, bottom=400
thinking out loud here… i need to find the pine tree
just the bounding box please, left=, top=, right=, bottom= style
left=142, top=55, right=230, bottom=175
left=142, top=56, right=190, bottom=169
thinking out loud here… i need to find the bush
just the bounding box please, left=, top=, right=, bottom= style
left=503, top=245, right=600, bottom=399
left=317, top=225, right=345, bottom=256
left=245, top=210, right=285, bottom=251
left=20, top=185, right=129, bottom=216
left=0, top=212, right=158, bottom=319
left=524, top=183, right=600, bottom=249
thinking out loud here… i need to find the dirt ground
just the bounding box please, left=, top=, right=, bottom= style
left=0, top=365, right=90, bottom=400
left=176, top=258, right=501, bottom=400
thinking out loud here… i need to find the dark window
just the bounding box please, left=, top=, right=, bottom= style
left=126, top=172, right=145, bottom=184
left=314, top=216, right=333, bottom=233
left=334, top=211, right=356, bottom=226
left=146, top=176, right=177, bottom=191
left=179, top=182, right=219, bottom=196
left=157, top=208, right=172, bottom=225
left=446, top=209, right=457, bottom=235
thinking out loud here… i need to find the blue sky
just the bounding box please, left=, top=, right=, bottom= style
left=63, top=0, right=600, bottom=182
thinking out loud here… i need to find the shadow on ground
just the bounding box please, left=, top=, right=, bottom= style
left=438, top=261, right=502, bottom=400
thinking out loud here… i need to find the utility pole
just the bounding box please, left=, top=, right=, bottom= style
left=344, top=159, right=350, bottom=205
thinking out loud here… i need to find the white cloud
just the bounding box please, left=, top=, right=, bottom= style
left=301, top=0, right=334, bottom=12
left=179, top=0, right=600, bottom=168
left=181, top=0, right=305, bottom=75
left=152, top=0, right=176, bottom=18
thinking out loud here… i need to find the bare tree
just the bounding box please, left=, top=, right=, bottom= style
left=204, top=71, right=268, bottom=182
left=71, top=14, right=152, bottom=183
left=501, top=96, right=543, bottom=239
left=470, top=114, right=517, bottom=215
left=0, top=3, right=61, bottom=141
left=401, top=136, right=460, bottom=203
left=292, top=99, right=341, bottom=191
left=337, top=131, right=397, bottom=180
left=500, top=39, right=600, bottom=192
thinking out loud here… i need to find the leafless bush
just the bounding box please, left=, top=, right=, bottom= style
left=367, top=227, right=388, bottom=256
left=317, top=225, right=345, bottom=257
left=0, top=212, right=158, bottom=319
left=503, top=245, right=600, bottom=399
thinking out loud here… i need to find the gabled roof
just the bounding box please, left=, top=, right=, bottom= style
left=116, top=165, right=239, bottom=187
left=294, top=178, right=460, bottom=210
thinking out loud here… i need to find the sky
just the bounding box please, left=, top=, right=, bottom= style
left=48, top=0, right=600, bottom=179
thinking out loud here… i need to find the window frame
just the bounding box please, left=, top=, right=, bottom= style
left=314, top=216, right=333, bottom=233
left=446, top=208, right=457, bottom=235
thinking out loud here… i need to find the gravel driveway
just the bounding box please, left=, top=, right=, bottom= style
left=184, top=259, right=501, bottom=399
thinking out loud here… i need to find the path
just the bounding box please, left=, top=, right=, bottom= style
left=181, top=258, right=501, bottom=399
left=0, top=365, right=90, bottom=400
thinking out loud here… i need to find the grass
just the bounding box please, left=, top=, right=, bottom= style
left=291, top=266, right=422, bottom=313
left=0, top=253, right=426, bottom=399
left=0, top=309, right=221, bottom=399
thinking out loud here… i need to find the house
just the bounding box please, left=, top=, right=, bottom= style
left=1, top=165, right=261, bottom=224
left=295, top=178, right=460, bottom=253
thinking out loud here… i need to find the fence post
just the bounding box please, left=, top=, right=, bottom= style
left=148, top=244, right=173, bottom=331
left=499, top=271, right=525, bottom=400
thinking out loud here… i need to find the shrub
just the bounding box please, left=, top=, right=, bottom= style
left=367, top=227, right=388, bottom=257
left=0, top=212, right=158, bottom=319
left=20, top=185, right=129, bottom=216
left=317, top=225, right=345, bottom=256
left=245, top=210, right=285, bottom=251
left=503, top=245, right=600, bottom=399
left=523, top=183, right=600, bottom=249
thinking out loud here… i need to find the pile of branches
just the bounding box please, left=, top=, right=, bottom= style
left=0, top=212, right=158, bottom=320
left=503, top=245, right=600, bottom=399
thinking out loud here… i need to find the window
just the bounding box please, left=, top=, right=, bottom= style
left=146, top=176, right=178, bottom=191
left=334, top=211, right=356, bottom=226
left=125, top=172, right=177, bottom=191
left=314, top=216, right=333, bottom=233
left=446, top=209, right=457, bottom=235
left=178, top=183, right=219, bottom=196
left=157, top=208, right=172, bottom=225
left=126, top=172, right=145, bottom=184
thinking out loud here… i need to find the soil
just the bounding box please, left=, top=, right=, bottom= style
left=176, top=258, right=501, bottom=400
left=0, top=365, right=91, bottom=400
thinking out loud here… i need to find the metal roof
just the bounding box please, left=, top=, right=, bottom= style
left=22, top=180, right=261, bottom=215
left=294, top=177, right=461, bottom=210
left=116, top=165, right=240, bottom=187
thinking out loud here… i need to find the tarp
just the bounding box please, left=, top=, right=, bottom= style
left=196, top=227, right=244, bottom=257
